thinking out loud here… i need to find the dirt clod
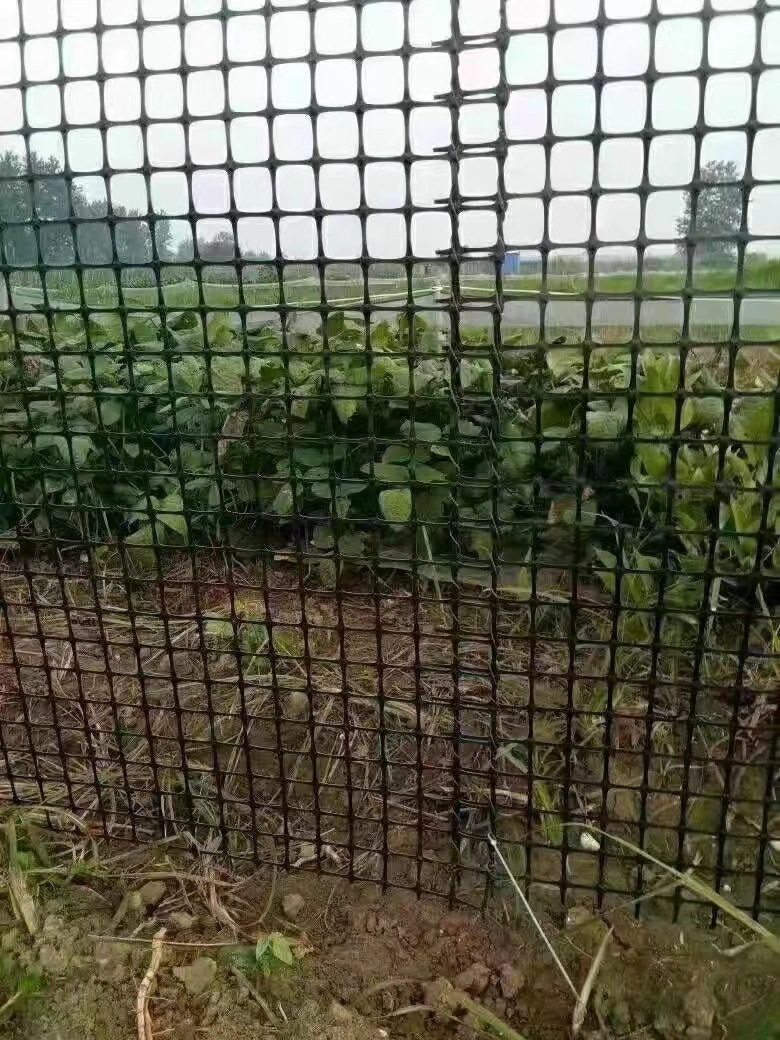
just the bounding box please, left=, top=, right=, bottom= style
left=283, top=893, right=306, bottom=922
left=172, top=1020, right=196, bottom=1040
left=199, top=990, right=222, bottom=1028
left=173, top=957, right=217, bottom=996
left=94, top=940, right=131, bottom=983
left=2, top=852, right=777, bottom=1040
left=37, top=942, right=69, bottom=975
left=328, top=1001, right=355, bottom=1024
left=491, top=996, right=508, bottom=1018
left=654, top=1007, right=688, bottom=1040
left=168, top=911, right=198, bottom=933
left=498, top=962, right=525, bottom=1000
left=137, top=881, right=167, bottom=909
left=1, top=926, right=20, bottom=952
left=454, top=961, right=490, bottom=996
left=683, top=983, right=717, bottom=1037
left=41, top=914, right=66, bottom=938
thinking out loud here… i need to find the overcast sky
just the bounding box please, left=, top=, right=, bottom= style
left=1, top=0, right=779, bottom=260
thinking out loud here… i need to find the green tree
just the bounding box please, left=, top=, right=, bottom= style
left=676, top=159, right=742, bottom=263
left=0, top=149, right=171, bottom=268
left=198, top=228, right=235, bottom=260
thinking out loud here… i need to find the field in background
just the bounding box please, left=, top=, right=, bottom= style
left=6, top=257, right=780, bottom=316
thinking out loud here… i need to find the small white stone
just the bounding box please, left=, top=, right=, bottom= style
left=769, top=839, right=780, bottom=854
left=580, top=831, right=601, bottom=853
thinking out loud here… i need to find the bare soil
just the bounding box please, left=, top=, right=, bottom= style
left=1, top=848, right=777, bottom=1040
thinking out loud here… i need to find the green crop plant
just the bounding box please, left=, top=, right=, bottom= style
left=0, top=309, right=776, bottom=660
left=230, top=932, right=296, bottom=979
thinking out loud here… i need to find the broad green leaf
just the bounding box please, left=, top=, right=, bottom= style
left=415, top=488, right=448, bottom=521
left=325, top=311, right=346, bottom=339
left=379, top=487, right=412, bottom=522
left=732, top=397, right=773, bottom=448
left=98, top=400, right=123, bottom=426
left=125, top=523, right=155, bottom=547
left=34, top=434, right=69, bottom=462
left=269, top=933, right=294, bottom=966
left=382, top=445, right=432, bottom=465
left=430, top=444, right=453, bottom=459
left=361, top=462, right=409, bottom=483
left=206, top=618, right=235, bottom=643
left=545, top=345, right=583, bottom=379
left=458, top=419, right=482, bottom=438
left=211, top=356, right=244, bottom=395
left=153, top=493, right=187, bottom=537
left=419, top=329, right=441, bottom=355
left=294, top=447, right=328, bottom=467
left=681, top=395, right=724, bottom=432
left=371, top=321, right=395, bottom=350
left=338, top=532, right=367, bottom=556
left=171, top=356, right=205, bottom=394
left=311, top=526, right=334, bottom=550
left=400, top=419, right=441, bottom=443
left=271, top=483, right=294, bottom=515
left=291, top=386, right=312, bottom=419
left=382, top=444, right=412, bottom=464
left=500, top=433, right=534, bottom=480
left=302, top=465, right=331, bottom=481
left=332, top=385, right=366, bottom=425
left=586, top=407, right=628, bottom=441
left=594, top=548, right=618, bottom=595
left=35, top=433, right=93, bottom=467
left=362, top=462, right=445, bottom=484
left=409, top=463, right=447, bottom=484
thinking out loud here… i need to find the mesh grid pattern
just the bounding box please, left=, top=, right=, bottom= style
left=0, top=0, right=778, bottom=919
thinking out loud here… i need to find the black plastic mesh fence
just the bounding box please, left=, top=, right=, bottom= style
left=0, top=0, right=778, bottom=920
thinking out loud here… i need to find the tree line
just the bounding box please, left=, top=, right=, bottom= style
left=0, top=150, right=271, bottom=272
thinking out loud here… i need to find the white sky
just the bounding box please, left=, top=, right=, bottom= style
left=1, top=0, right=780, bottom=260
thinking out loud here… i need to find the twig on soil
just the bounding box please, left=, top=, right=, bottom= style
left=487, top=834, right=578, bottom=998
left=0, top=990, right=26, bottom=1021
left=451, top=988, right=529, bottom=1040
left=389, top=981, right=528, bottom=1040
left=90, top=933, right=240, bottom=948
left=361, top=977, right=422, bottom=998
left=571, top=926, right=613, bottom=1037
left=229, top=964, right=277, bottom=1025
left=136, top=926, right=166, bottom=1040
left=240, top=865, right=277, bottom=935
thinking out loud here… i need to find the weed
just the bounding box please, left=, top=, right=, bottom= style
left=569, top=825, right=780, bottom=956
left=231, top=932, right=296, bottom=978
left=0, top=956, right=45, bottom=1023
left=2, top=303, right=776, bottom=632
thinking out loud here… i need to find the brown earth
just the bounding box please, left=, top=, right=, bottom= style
left=1, top=851, right=778, bottom=1040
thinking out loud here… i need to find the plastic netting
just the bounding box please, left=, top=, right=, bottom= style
left=0, top=0, right=778, bottom=920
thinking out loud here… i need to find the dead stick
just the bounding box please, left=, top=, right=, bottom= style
left=229, top=965, right=277, bottom=1025
left=136, top=927, right=167, bottom=1040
